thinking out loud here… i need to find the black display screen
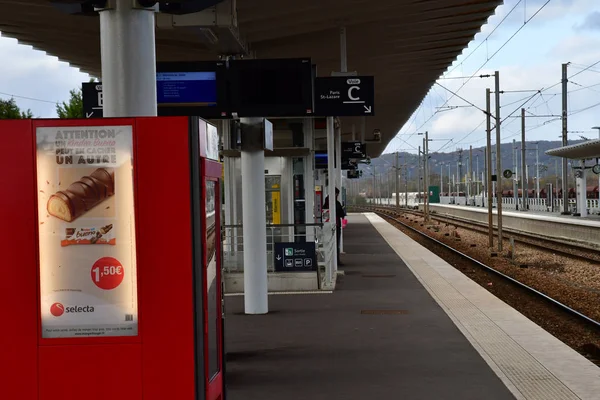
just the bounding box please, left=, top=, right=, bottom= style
left=227, top=58, right=314, bottom=117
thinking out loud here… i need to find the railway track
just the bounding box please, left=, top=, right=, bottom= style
left=358, top=205, right=600, bottom=264
left=351, top=206, right=600, bottom=345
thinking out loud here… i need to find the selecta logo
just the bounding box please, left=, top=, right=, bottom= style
left=50, top=303, right=64, bottom=317
left=50, top=302, right=95, bottom=317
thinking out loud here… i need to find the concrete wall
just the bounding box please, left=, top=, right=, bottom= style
left=429, top=204, right=600, bottom=250
left=224, top=272, right=319, bottom=293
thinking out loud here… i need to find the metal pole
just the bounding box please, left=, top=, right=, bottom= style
left=372, top=168, right=376, bottom=204
left=422, top=138, right=426, bottom=211
left=441, top=163, right=444, bottom=197
left=486, top=88, right=494, bottom=249
left=326, top=117, right=338, bottom=274
left=418, top=146, right=421, bottom=206
left=456, top=159, right=459, bottom=198
left=395, top=151, right=399, bottom=210
left=483, top=150, right=486, bottom=207
left=513, top=139, right=518, bottom=209
left=469, top=145, right=473, bottom=205
left=476, top=154, right=480, bottom=203
left=555, top=159, right=559, bottom=210
left=448, top=163, right=451, bottom=202
left=561, top=63, right=570, bottom=214
left=495, top=72, right=503, bottom=252
left=595, top=128, right=600, bottom=198
left=521, top=109, right=527, bottom=210
left=536, top=143, right=540, bottom=199
left=99, top=2, right=157, bottom=117
left=405, top=156, right=408, bottom=208
left=425, top=132, right=430, bottom=220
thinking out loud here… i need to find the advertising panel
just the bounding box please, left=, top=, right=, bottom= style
left=205, top=180, right=219, bottom=380
left=36, top=125, right=138, bottom=338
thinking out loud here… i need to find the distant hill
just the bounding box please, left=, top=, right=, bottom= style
left=365, top=140, right=587, bottom=177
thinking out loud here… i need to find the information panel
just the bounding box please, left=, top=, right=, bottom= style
left=274, top=242, right=317, bottom=272
left=157, top=71, right=217, bottom=106
left=36, top=126, right=138, bottom=338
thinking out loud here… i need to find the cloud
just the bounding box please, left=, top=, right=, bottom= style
left=575, top=11, right=600, bottom=31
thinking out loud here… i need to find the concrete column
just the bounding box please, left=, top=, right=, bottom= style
left=240, top=118, right=268, bottom=314
left=99, top=2, right=157, bottom=117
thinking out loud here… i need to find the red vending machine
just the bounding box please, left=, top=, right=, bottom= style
left=0, top=116, right=224, bottom=400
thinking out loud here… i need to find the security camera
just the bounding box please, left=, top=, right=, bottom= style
left=373, top=129, right=381, bottom=141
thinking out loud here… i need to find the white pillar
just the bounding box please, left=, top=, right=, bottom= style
left=99, top=2, right=157, bottom=117
left=241, top=148, right=268, bottom=314
left=326, top=117, right=337, bottom=278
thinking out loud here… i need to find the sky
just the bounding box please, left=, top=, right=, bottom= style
left=383, top=0, right=600, bottom=155
left=0, top=0, right=599, bottom=155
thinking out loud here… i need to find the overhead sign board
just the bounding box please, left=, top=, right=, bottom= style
left=341, top=159, right=358, bottom=170
left=82, top=82, right=104, bottom=119
left=341, top=141, right=367, bottom=159
left=274, top=242, right=317, bottom=272
left=314, top=76, right=375, bottom=117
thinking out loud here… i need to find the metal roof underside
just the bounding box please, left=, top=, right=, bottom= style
left=0, top=0, right=501, bottom=157
left=546, top=139, right=600, bottom=160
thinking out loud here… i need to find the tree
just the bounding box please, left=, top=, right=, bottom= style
left=0, top=98, right=33, bottom=119
left=56, top=78, right=96, bottom=119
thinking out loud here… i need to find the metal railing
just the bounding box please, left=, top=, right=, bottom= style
left=222, top=222, right=338, bottom=289
left=436, top=196, right=599, bottom=214
left=222, top=223, right=320, bottom=271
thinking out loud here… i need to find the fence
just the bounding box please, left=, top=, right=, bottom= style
left=437, top=196, right=600, bottom=214
left=222, top=222, right=338, bottom=290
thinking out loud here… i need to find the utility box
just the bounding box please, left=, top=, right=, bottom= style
left=428, top=186, right=440, bottom=204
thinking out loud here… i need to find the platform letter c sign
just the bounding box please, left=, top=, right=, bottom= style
left=348, top=86, right=360, bottom=101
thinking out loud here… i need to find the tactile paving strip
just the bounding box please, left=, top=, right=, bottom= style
left=365, top=213, right=581, bottom=400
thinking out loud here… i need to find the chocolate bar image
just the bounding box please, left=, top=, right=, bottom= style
left=99, top=224, right=113, bottom=235
left=91, top=224, right=113, bottom=244
left=47, top=168, right=115, bottom=222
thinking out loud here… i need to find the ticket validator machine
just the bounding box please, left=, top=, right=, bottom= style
left=0, top=116, right=224, bottom=400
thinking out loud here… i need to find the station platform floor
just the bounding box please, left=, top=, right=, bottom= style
left=224, top=213, right=600, bottom=400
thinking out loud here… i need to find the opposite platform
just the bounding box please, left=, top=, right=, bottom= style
left=366, top=212, right=600, bottom=400
left=428, top=203, right=600, bottom=248
left=225, top=214, right=515, bottom=400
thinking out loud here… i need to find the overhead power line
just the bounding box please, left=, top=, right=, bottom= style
left=0, top=91, right=59, bottom=104
left=396, top=0, right=553, bottom=145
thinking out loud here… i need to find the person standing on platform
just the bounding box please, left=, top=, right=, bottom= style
left=323, top=187, right=346, bottom=266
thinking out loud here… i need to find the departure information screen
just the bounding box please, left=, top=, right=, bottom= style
left=157, top=72, right=217, bottom=106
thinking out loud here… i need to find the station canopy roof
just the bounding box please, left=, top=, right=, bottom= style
left=546, top=139, right=600, bottom=160
left=0, top=0, right=501, bottom=157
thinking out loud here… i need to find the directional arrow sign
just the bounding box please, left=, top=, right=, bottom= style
left=82, top=82, right=104, bottom=119
left=314, top=76, right=375, bottom=117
